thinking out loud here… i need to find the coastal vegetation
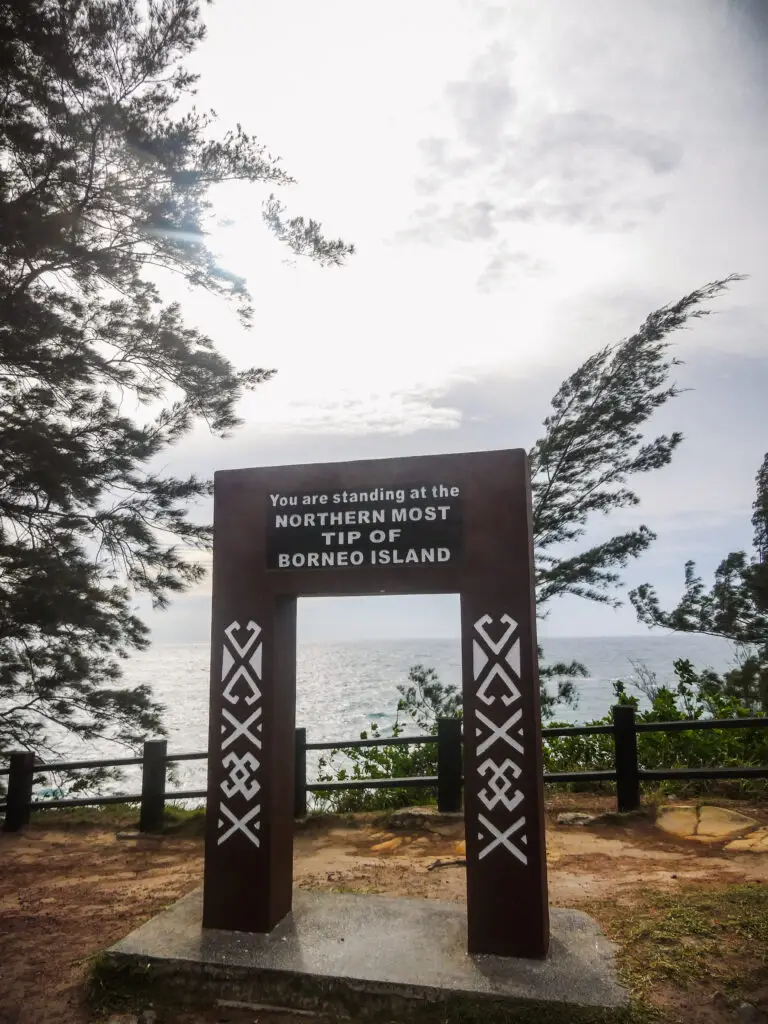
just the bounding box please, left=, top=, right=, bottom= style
left=0, top=0, right=352, bottom=780
left=317, top=451, right=768, bottom=810
left=0, top=1, right=762, bottom=807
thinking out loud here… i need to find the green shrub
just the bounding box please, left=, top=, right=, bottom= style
left=544, top=660, right=767, bottom=799
left=314, top=659, right=768, bottom=811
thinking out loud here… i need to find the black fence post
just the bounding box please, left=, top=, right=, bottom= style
left=294, top=727, right=307, bottom=818
left=613, top=705, right=640, bottom=812
left=437, top=717, right=462, bottom=813
left=139, top=739, right=167, bottom=833
left=2, top=751, right=35, bottom=832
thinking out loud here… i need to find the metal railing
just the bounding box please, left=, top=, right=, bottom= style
left=1, top=706, right=766, bottom=832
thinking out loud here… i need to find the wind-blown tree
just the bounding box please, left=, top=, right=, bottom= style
left=530, top=275, right=744, bottom=711
left=319, top=280, right=759, bottom=809
left=396, top=276, right=745, bottom=725
left=631, top=453, right=768, bottom=712
left=0, top=0, right=353, bottom=771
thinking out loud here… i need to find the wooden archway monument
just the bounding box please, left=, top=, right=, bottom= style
left=202, top=449, right=549, bottom=958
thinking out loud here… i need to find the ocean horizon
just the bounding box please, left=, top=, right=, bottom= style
left=42, top=631, right=735, bottom=796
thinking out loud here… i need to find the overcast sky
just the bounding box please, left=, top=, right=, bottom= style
left=142, top=0, right=767, bottom=644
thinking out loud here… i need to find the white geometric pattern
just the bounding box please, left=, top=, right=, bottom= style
left=221, top=706, right=262, bottom=750
left=224, top=619, right=261, bottom=658
left=223, top=664, right=262, bottom=705
left=218, top=801, right=261, bottom=848
left=476, top=662, right=521, bottom=706
left=475, top=707, right=523, bottom=757
left=474, top=613, right=517, bottom=655
left=477, top=813, right=527, bottom=865
left=473, top=614, right=528, bottom=865
left=221, top=751, right=261, bottom=800
left=478, top=757, right=524, bottom=811
left=217, top=619, right=263, bottom=848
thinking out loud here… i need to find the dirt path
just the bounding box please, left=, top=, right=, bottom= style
left=1, top=799, right=767, bottom=1024
left=293, top=807, right=768, bottom=906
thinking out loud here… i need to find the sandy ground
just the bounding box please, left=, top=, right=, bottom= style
left=1, top=797, right=767, bottom=1024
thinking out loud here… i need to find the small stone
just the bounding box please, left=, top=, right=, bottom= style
left=387, top=810, right=426, bottom=829
left=556, top=812, right=596, bottom=826
left=656, top=806, right=698, bottom=838
left=656, top=804, right=757, bottom=841
left=726, top=825, right=768, bottom=852
left=737, top=1001, right=766, bottom=1024
left=697, top=806, right=758, bottom=839
left=116, top=832, right=160, bottom=843
left=371, top=837, right=402, bottom=853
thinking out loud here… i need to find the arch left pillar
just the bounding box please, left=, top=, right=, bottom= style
left=202, top=474, right=297, bottom=932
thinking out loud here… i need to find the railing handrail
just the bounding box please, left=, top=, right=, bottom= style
left=2, top=713, right=766, bottom=779
left=2, top=707, right=767, bottom=833
left=4, top=714, right=763, bottom=776
left=542, top=724, right=615, bottom=737
left=634, top=716, right=768, bottom=732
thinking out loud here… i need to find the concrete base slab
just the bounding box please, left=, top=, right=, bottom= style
left=104, top=890, right=627, bottom=1017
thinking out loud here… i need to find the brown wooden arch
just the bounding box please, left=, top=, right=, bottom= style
left=202, top=449, right=549, bottom=958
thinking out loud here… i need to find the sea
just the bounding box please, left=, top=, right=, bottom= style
left=57, top=632, right=741, bottom=798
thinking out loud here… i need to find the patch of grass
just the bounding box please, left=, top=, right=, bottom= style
left=161, top=802, right=206, bottom=836
left=29, top=802, right=141, bottom=828
left=85, top=953, right=155, bottom=1017
left=594, top=883, right=768, bottom=1008
left=27, top=799, right=206, bottom=833
left=164, top=801, right=205, bottom=819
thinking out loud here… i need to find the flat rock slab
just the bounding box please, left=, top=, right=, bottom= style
left=657, top=804, right=758, bottom=841
left=557, top=812, right=598, bottom=826
left=726, top=825, right=768, bottom=852
left=697, top=806, right=758, bottom=838
left=657, top=806, right=698, bottom=837
left=105, top=889, right=626, bottom=1016
left=385, top=807, right=464, bottom=830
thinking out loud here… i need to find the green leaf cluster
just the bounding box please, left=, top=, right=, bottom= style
left=528, top=274, right=744, bottom=714
left=631, top=452, right=768, bottom=713
left=544, top=661, right=767, bottom=797
left=0, top=0, right=352, bottom=774
left=315, top=660, right=767, bottom=812
left=314, top=666, right=454, bottom=812
left=531, top=276, right=744, bottom=610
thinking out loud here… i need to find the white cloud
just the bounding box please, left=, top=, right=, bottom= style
left=240, top=382, right=464, bottom=436
left=164, top=0, right=766, bottom=441
left=137, top=0, right=768, bottom=641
